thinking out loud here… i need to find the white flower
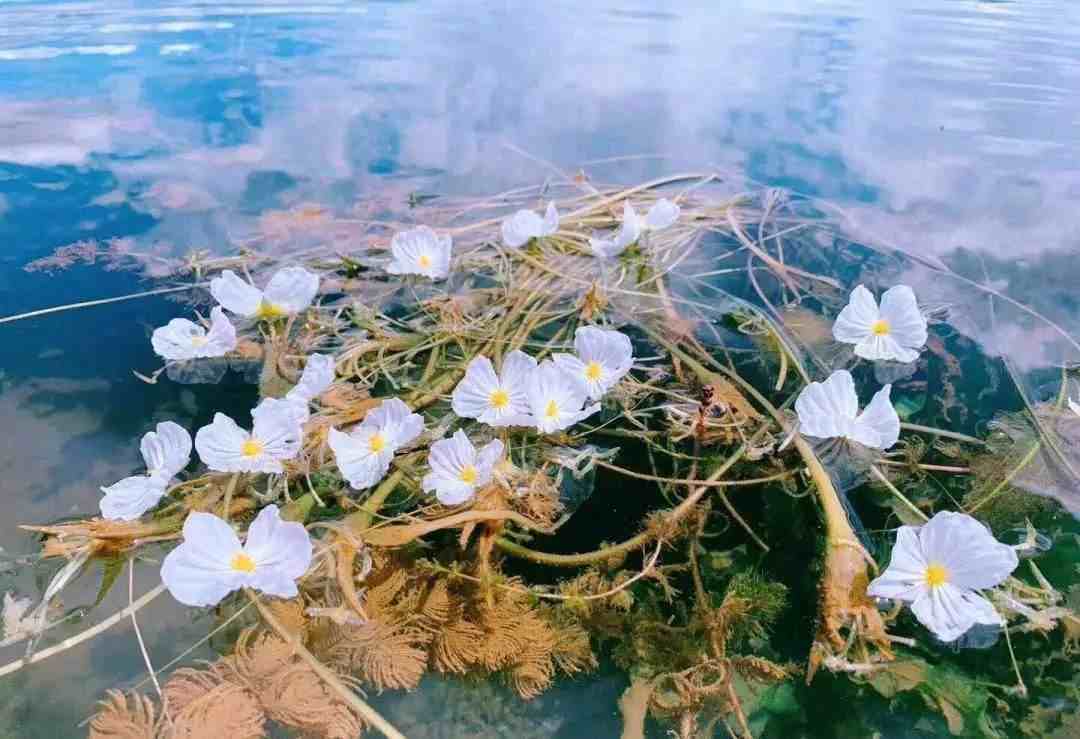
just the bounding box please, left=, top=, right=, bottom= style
left=210, top=266, right=320, bottom=319
left=833, top=284, right=928, bottom=363
left=100, top=421, right=192, bottom=521
left=328, top=397, right=424, bottom=490
left=451, top=350, right=536, bottom=427
left=501, top=202, right=559, bottom=249
left=161, top=505, right=312, bottom=607
left=195, top=405, right=302, bottom=474
left=252, top=353, right=336, bottom=426
left=422, top=430, right=504, bottom=505
left=553, top=326, right=633, bottom=400
left=795, top=369, right=900, bottom=450
left=386, top=226, right=452, bottom=280
left=151, top=306, right=236, bottom=361
left=1069, top=395, right=1080, bottom=417
left=526, top=360, right=601, bottom=434
left=140, top=421, right=194, bottom=479
left=288, top=353, right=335, bottom=404
left=867, top=511, right=1018, bottom=643
left=588, top=199, right=680, bottom=258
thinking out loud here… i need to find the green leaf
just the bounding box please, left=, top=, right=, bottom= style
left=92, top=556, right=126, bottom=608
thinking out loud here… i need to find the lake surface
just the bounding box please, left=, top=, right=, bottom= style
left=1, top=1, right=1078, bottom=736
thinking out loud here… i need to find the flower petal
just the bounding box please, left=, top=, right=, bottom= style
left=252, top=396, right=309, bottom=428
left=210, top=270, right=264, bottom=317
left=588, top=234, right=624, bottom=258
left=500, top=349, right=538, bottom=391
left=100, top=475, right=169, bottom=521
left=919, top=511, right=1018, bottom=589
left=851, top=384, right=900, bottom=450
left=370, top=397, right=424, bottom=448
left=248, top=568, right=300, bottom=599
left=879, top=285, right=927, bottom=352
left=422, top=470, right=475, bottom=505
left=644, top=198, right=679, bottom=231
left=151, top=318, right=206, bottom=361
left=328, top=427, right=391, bottom=490
left=204, top=307, right=238, bottom=355
left=832, top=285, right=879, bottom=345
left=501, top=209, right=543, bottom=248
left=263, top=266, right=320, bottom=313
left=615, top=201, right=642, bottom=248
left=452, top=356, right=500, bottom=420
left=287, top=353, right=335, bottom=404
left=572, top=326, right=633, bottom=399
left=795, top=370, right=858, bottom=440
left=140, top=421, right=192, bottom=479
left=252, top=403, right=303, bottom=464
left=866, top=526, right=927, bottom=602
left=186, top=510, right=243, bottom=557
left=910, top=583, right=983, bottom=643
left=194, top=413, right=251, bottom=472
left=541, top=202, right=560, bottom=235
left=161, top=512, right=244, bottom=606
left=243, top=504, right=312, bottom=580
left=855, top=334, right=919, bottom=363
left=475, top=439, right=505, bottom=477
left=161, top=546, right=245, bottom=607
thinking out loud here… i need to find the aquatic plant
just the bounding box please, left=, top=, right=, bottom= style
left=2, top=173, right=1078, bottom=738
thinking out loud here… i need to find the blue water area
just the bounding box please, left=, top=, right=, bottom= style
left=0, top=1, right=1078, bottom=736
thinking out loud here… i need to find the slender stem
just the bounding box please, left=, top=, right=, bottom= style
left=348, top=468, right=406, bottom=531
left=129, top=560, right=171, bottom=725
left=0, top=285, right=199, bottom=325
left=594, top=460, right=795, bottom=488
left=0, top=584, right=166, bottom=678
left=221, top=473, right=240, bottom=522
left=869, top=465, right=929, bottom=523
left=877, top=459, right=970, bottom=474
left=496, top=441, right=750, bottom=567
left=966, top=442, right=1041, bottom=514
left=899, top=422, right=985, bottom=447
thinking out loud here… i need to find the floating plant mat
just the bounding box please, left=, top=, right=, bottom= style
left=3, top=174, right=1080, bottom=738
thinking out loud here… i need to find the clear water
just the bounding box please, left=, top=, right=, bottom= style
left=1, top=1, right=1078, bottom=736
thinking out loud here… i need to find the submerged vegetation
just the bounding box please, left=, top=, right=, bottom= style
left=3, top=173, right=1080, bottom=737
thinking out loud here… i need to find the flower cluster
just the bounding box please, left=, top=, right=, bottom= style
left=325, top=325, right=635, bottom=506
left=139, top=251, right=634, bottom=606
left=794, top=283, right=927, bottom=451
left=136, top=248, right=1009, bottom=655
left=793, top=283, right=1019, bottom=645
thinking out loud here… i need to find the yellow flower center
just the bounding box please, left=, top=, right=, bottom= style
left=924, top=563, right=949, bottom=588
left=584, top=361, right=603, bottom=382
left=544, top=399, right=559, bottom=420
left=241, top=439, right=264, bottom=458
left=871, top=319, right=891, bottom=336
left=368, top=432, right=386, bottom=453
left=489, top=388, right=510, bottom=409
left=459, top=465, right=478, bottom=485
left=417, top=254, right=432, bottom=269
left=257, top=301, right=286, bottom=320
left=190, top=335, right=208, bottom=347
left=230, top=552, right=257, bottom=573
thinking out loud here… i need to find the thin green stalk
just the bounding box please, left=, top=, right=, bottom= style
left=869, top=465, right=929, bottom=523
left=0, top=285, right=199, bottom=325
left=496, top=440, right=750, bottom=567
